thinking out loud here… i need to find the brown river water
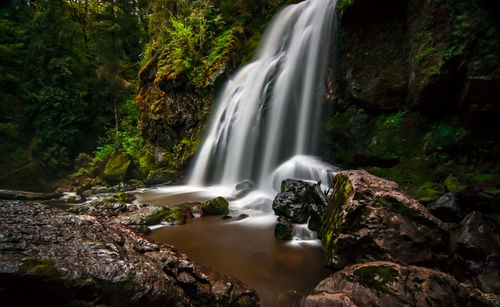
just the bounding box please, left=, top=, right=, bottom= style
left=136, top=186, right=330, bottom=306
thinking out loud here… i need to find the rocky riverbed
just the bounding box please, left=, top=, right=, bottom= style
left=0, top=200, right=259, bottom=306
left=1, top=169, right=499, bottom=306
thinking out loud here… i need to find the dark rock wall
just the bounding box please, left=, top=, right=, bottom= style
left=320, top=0, right=500, bottom=200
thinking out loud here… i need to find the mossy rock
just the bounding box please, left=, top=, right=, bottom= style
left=145, top=168, right=176, bottom=185
left=320, top=173, right=354, bottom=266
left=108, top=192, right=134, bottom=205
left=350, top=265, right=398, bottom=294
left=103, top=151, right=132, bottom=184
left=416, top=182, right=444, bottom=203
left=142, top=206, right=188, bottom=225
left=202, top=197, right=229, bottom=216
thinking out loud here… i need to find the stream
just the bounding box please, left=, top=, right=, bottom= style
left=136, top=185, right=331, bottom=306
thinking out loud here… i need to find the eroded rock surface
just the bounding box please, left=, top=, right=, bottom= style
left=320, top=170, right=448, bottom=269
left=305, top=261, right=496, bottom=307
left=0, top=200, right=259, bottom=306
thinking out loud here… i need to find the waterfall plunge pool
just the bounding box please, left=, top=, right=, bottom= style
left=136, top=185, right=330, bottom=307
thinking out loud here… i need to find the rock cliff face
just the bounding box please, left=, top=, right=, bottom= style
left=320, top=0, right=500, bottom=203
left=136, top=56, right=215, bottom=175
left=0, top=201, right=259, bottom=306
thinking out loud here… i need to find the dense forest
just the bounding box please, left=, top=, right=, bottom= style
left=0, top=0, right=298, bottom=191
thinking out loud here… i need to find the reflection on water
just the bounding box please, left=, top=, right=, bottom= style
left=138, top=186, right=330, bottom=307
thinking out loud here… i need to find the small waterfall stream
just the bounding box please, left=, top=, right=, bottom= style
left=189, top=0, right=338, bottom=191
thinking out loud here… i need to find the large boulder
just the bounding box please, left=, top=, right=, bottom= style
left=272, top=179, right=328, bottom=233
left=320, top=170, right=448, bottom=269
left=304, top=261, right=496, bottom=307
left=0, top=200, right=259, bottom=306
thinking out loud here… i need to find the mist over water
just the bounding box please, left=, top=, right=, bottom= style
left=189, top=0, right=338, bottom=191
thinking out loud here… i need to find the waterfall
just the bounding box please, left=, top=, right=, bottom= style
left=189, top=0, right=337, bottom=191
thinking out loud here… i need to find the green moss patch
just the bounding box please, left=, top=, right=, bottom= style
left=320, top=174, right=354, bottom=267
left=103, top=151, right=132, bottom=184
left=349, top=265, right=398, bottom=294
left=142, top=206, right=188, bottom=225
left=19, top=258, right=61, bottom=281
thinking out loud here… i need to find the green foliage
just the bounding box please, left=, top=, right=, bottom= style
left=337, top=0, right=356, bottom=14
left=416, top=182, right=444, bottom=203
left=424, top=119, right=467, bottom=156
left=381, top=110, right=406, bottom=127
left=0, top=0, right=148, bottom=180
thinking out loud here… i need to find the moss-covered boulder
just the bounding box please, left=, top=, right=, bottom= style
left=136, top=206, right=188, bottom=226
left=103, top=151, right=132, bottom=184
left=305, top=261, right=495, bottom=306
left=201, top=197, right=229, bottom=216
left=320, top=170, right=448, bottom=270
left=145, top=168, right=177, bottom=185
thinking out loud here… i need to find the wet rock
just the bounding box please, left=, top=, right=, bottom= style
left=275, top=216, right=293, bottom=241
left=272, top=179, right=327, bottom=227
left=68, top=193, right=139, bottom=219
left=202, top=197, right=229, bottom=216
left=320, top=170, right=448, bottom=269
left=305, top=261, right=496, bottom=306
left=231, top=180, right=255, bottom=198
left=130, top=205, right=189, bottom=226
left=66, top=194, right=85, bottom=203
left=93, top=186, right=111, bottom=194
left=236, top=214, right=249, bottom=221
left=426, top=192, right=463, bottom=222
left=190, top=203, right=203, bottom=217
left=0, top=200, right=259, bottom=306
left=453, top=212, right=500, bottom=281
left=82, top=189, right=92, bottom=197
left=0, top=189, right=62, bottom=201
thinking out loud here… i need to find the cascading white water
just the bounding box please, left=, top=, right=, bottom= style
left=189, top=0, right=337, bottom=192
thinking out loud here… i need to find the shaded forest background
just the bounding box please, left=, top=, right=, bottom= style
left=0, top=0, right=296, bottom=191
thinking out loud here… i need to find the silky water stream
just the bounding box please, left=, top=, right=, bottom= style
left=141, top=0, right=339, bottom=305
left=137, top=186, right=331, bottom=306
